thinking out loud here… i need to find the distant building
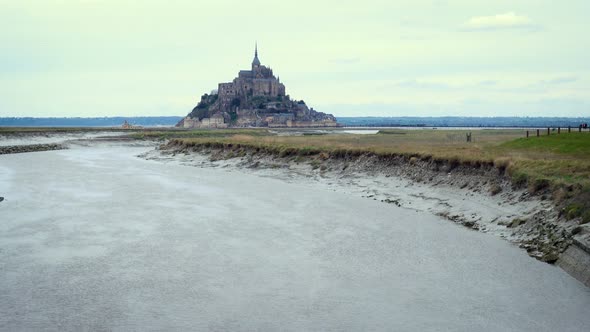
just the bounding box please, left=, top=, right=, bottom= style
left=121, top=120, right=142, bottom=129
left=217, top=44, right=286, bottom=107
left=177, top=45, right=338, bottom=128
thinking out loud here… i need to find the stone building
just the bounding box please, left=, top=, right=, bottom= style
left=178, top=45, right=338, bottom=128
left=218, top=44, right=286, bottom=109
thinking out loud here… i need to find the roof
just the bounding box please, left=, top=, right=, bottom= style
left=252, top=54, right=261, bottom=66
left=252, top=44, right=261, bottom=66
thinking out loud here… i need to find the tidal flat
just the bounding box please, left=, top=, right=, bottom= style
left=1, top=139, right=590, bottom=331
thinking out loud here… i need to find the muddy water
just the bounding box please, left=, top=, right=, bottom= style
left=1, top=145, right=589, bottom=331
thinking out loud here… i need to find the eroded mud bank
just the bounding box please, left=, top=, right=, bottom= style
left=147, top=140, right=585, bottom=265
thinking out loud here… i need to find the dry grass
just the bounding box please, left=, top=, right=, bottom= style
left=170, top=128, right=590, bottom=221
left=173, top=128, right=590, bottom=189
left=177, top=129, right=523, bottom=164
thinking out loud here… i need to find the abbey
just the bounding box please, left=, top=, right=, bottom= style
left=178, top=46, right=338, bottom=128
left=218, top=45, right=285, bottom=103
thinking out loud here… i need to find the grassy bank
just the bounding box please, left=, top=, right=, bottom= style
left=165, top=129, right=590, bottom=223
left=129, top=128, right=270, bottom=140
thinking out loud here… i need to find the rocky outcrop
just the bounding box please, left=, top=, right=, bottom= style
left=179, top=94, right=338, bottom=129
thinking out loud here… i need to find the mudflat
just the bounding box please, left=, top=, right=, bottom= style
left=1, top=144, right=589, bottom=331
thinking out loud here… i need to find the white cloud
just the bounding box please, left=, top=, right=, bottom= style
left=462, top=12, right=534, bottom=31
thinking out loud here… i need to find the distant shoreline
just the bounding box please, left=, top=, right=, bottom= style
left=1, top=116, right=590, bottom=128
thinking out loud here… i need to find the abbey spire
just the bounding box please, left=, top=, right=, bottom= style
left=252, top=43, right=261, bottom=68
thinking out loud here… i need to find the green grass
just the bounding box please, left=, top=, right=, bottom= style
left=490, top=133, right=590, bottom=189
left=500, top=132, right=590, bottom=156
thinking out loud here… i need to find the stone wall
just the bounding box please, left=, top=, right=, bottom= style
left=235, top=109, right=259, bottom=127
left=201, top=116, right=227, bottom=128
left=182, top=117, right=198, bottom=128
left=219, top=63, right=284, bottom=101
left=557, top=238, right=590, bottom=287
left=182, top=116, right=227, bottom=129
left=218, top=83, right=236, bottom=102
left=251, top=78, right=284, bottom=97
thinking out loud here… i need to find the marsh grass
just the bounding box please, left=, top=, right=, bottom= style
left=169, top=129, right=590, bottom=218
left=175, top=129, right=525, bottom=164
left=130, top=128, right=272, bottom=140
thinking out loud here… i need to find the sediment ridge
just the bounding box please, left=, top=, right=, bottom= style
left=0, top=143, right=66, bottom=155
left=145, top=138, right=590, bottom=286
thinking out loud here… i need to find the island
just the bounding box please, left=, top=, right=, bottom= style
left=177, top=45, right=338, bottom=128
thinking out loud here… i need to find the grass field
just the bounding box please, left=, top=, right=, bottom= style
left=169, top=129, right=524, bottom=158
left=495, top=133, right=590, bottom=186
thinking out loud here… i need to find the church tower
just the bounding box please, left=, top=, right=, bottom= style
left=252, top=43, right=261, bottom=70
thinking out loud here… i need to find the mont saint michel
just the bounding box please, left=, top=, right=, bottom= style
left=3, top=2, right=590, bottom=331
left=177, top=46, right=338, bottom=128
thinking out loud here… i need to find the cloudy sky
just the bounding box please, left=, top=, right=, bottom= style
left=1, top=0, right=589, bottom=117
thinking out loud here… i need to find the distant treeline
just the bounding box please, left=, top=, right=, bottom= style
left=336, top=116, right=590, bottom=128
left=0, top=117, right=183, bottom=127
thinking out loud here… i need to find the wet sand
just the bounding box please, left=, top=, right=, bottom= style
left=0, top=131, right=125, bottom=147
left=1, top=144, right=589, bottom=331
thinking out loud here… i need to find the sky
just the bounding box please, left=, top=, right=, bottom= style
left=1, top=0, right=589, bottom=117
